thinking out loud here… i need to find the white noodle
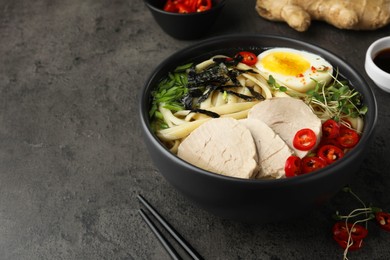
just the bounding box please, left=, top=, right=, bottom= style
left=159, top=105, right=187, bottom=126
left=241, top=73, right=273, bottom=99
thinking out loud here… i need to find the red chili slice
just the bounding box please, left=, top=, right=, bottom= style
left=333, top=236, right=364, bottom=251
left=163, top=0, right=178, bottom=12
left=319, top=137, right=343, bottom=149
left=322, top=119, right=340, bottom=139
left=196, top=0, right=212, bottom=12
left=376, top=212, right=390, bottom=232
left=340, top=119, right=353, bottom=130
left=337, top=128, right=359, bottom=148
left=332, top=222, right=368, bottom=241
left=301, top=156, right=327, bottom=174
left=318, top=145, right=344, bottom=164
left=235, top=51, right=258, bottom=66
left=293, top=128, right=317, bottom=151
left=176, top=3, right=193, bottom=13
left=284, top=156, right=301, bottom=177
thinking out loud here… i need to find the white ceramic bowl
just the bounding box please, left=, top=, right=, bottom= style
left=365, top=36, right=390, bottom=92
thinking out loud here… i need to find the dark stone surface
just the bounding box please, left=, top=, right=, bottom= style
left=0, top=0, right=389, bottom=259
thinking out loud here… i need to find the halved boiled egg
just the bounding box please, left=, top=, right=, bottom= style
left=255, top=47, right=333, bottom=93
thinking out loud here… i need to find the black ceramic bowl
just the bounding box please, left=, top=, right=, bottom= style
left=144, top=0, right=225, bottom=40
left=139, top=34, right=377, bottom=223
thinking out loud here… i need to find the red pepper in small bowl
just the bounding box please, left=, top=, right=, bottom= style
left=144, top=0, right=225, bottom=40
left=163, top=0, right=212, bottom=13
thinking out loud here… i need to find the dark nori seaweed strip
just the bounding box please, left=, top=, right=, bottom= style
left=189, top=108, right=220, bottom=118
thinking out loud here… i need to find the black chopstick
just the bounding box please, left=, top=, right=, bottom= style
left=138, top=208, right=181, bottom=260
left=137, top=194, right=204, bottom=260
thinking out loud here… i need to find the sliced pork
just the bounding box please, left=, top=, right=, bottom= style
left=248, top=97, right=322, bottom=158
left=240, top=119, right=293, bottom=179
left=177, top=117, right=259, bottom=179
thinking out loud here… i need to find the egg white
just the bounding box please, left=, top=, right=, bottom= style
left=255, top=47, right=333, bottom=93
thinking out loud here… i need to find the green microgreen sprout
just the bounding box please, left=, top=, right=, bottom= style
left=267, top=75, right=288, bottom=92
left=305, top=71, right=367, bottom=122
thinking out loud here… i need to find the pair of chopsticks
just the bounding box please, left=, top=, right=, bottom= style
left=137, top=194, right=204, bottom=260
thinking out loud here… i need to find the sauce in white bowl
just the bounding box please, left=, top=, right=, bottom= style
left=365, top=36, right=390, bottom=93
left=373, top=48, right=390, bottom=73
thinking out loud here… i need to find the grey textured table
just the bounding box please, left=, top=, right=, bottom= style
left=1, top=0, right=390, bottom=259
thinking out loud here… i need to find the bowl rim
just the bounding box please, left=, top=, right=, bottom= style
left=144, top=0, right=226, bottom=16
left=140, top=33, right=378, bottom=186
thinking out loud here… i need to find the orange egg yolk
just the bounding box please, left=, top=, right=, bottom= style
left=261, top=52, right=310, bottom=76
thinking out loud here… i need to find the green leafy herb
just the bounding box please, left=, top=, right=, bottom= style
left=174, top=63, right=193, bottom=72
left=149, top=63, right=192, bottom=129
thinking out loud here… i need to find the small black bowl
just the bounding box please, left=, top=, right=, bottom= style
left=139, top=34, right=378, bottom=223
left=144, top=0, right=226, bottom=40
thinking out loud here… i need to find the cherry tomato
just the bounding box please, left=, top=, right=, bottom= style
left=293, top=128, right=317, bottom=151
left=301, top=156, right=327, bottom=174
left=337, top=128, right=359, bottom=148
left=332, top=222, right=368, bottom=241
left=376, top=212, right=390, bottom=232
left=322, top=119, right=340, bottom=139
left=235, top=51, right=258, bottom=66
left=318, top=145, right=344, bottom=164
left=284, top=156, right=301, bottom=177
left=333, top=236, right=363, bottom=251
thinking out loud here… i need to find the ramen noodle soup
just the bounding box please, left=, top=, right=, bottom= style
left=149, top=48, right=367, bottom=179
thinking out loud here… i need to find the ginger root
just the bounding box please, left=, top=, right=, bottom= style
left=255, top=0, right=390, bottom=32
